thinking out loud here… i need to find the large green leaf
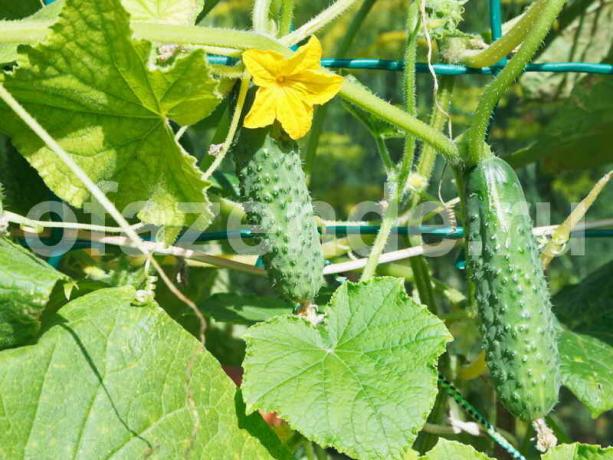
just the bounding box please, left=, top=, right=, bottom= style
left=121, top=0, right=204, bottom=24
left=0, top=286, right=286, bottom=459
left=541, top=443, right=613, bottom=460
left=408, top=439, right=493, bottom=460
left=0, top=238, right=68, bottom=349
left=242, top=277, right=452, bottom=460
left=0, top=0, right=223, bottom=228
left=553, top=260, right=613, bottom=418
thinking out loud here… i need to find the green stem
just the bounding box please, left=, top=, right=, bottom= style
left=202, top=73, right=251, bottom=180
left=280, top=0, right=361, bottom=46
left=412, top=77, right=454, bottom=203
left=304, top=0, right=378, bottom=179
left=359, top=2, right=421, bottom=282
left=0, top=20, right=53, bottom=44
left=462, top=0, right=548, bottom=68
left=253, top=0, right=273, bottom=33
left=360, top=179, right=398, bottom=281
left=340, top=79, right=459, bottom=163
left=132, top=23, right=286, bottom=52
left=278, top=0, right=295, bottom=36
left=374, top=135, right=394, bottom=173
left=400, top=1, right=420, bottom=172
left=466, top=0, right=567, bottom=166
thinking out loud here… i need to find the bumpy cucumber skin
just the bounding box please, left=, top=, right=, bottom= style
left=465, top=157, right=560, bottom=421
left=234, top=128, right=324, bottom=304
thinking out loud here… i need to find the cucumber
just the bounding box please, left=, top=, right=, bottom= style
left=233, top=128, right=324, bottom=305
left=464, top=156, right=560, bottom=421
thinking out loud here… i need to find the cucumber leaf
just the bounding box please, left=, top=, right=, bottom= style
left=553, top=260, right=613, bottom=418
left=202, top=294, right=293, bottom=325
left=0, top=287, right=286, bottom=459
left=121, top=0, right=204, bottom=24
left=242, top=277, right=452, bottom=460
left=541, top=442, right=613, bottom=460
left=0, top=238, right=69, bottom=350
left=0, top=0, right=223, bottom=228
left=414, top=439, right=494, bottom=460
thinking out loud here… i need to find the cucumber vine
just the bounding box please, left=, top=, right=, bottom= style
left=0, top=1, right=610, bottom=459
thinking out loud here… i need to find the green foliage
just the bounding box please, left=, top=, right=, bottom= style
left=202, top=293, right=292, bottom=325
left=0, top=287, right=286, bottom=459
left=0, top=0, right=611, bottom=457
left=521, top=2, right=613, bottom=99
left=234, top=128, right=324, bottom=304
left=465, top=157, right=560, bottom=421
left=508, top=76, right=613, bottom=171
left=553, top=260, right=613, bottom=418
left=541, top=442, right=613, bottom=460
left=0, top=0, right=223, bottom=228
left=0, top=0, right=40, bottom=20
left=121, top=0, right=204, bottom=24
left=411, top=438, right=494, bottom=460
left=0, top=138, right=50, bottom=215
left=242, top=278, right=452, bottom=459
left=0, top=238, right=69, bottom=349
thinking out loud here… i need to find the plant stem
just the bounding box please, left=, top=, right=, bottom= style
left=253, top=0, right=273, bottom=33
left=359, top=2, right=420, bottom=282
left=304, top=0, right=378, bottom=179
left=132, top=23, right=287, bottom=53
left=202, top=73, right=251, bottom=180
left=0, top=19, right=52, bottom=44
left=411, top=77, right=454, bottom=203
left=340, top=79, right=459, bottom=163
left=466, top=0, right=567, bottom=166
left=400, top=1, right=420, bottom=177
left=278, top=0, right=295, bottom=36
left=360, top=179, right=398, bottom=281
left=4, top=211, right=145, bottom=234
left=462, top=0, right=548, bottom=68
left=280, top=0, right=360, bottom=46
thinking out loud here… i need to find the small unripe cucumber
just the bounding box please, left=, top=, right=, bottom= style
left=234, top=128, right=324, bottom=304
left=465, top=157, right=560, bottom=421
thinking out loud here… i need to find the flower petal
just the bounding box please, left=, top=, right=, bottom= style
left=244, top=87, right=279, bottom=130
left=276, top=87, right=314, bottom=140
left=287, top=69, right=344, bottom=105
left=285, top=36, right=323, bottom=76
left=242, top=49, right=285, bottom=87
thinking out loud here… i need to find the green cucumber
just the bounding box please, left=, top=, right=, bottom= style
left=234, top=128, right=324, bottom=305
left=465, top=156, right=560, bottom=421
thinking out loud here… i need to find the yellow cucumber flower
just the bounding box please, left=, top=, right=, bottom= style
left=242, top=36, right=344, bottom=140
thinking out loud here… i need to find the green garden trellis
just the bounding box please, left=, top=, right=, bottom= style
left=33, top=2, right=610, bottom=459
